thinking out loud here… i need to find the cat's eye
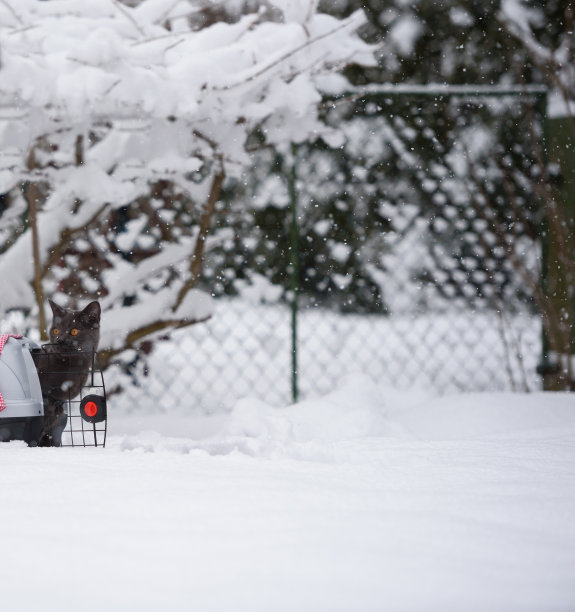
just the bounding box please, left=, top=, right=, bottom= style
left=53, top=328, right=60, bottom=336
left=70, top=328, right=79, bottom=336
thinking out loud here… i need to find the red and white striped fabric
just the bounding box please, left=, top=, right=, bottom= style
left=0, top=334, right=23, bottom=412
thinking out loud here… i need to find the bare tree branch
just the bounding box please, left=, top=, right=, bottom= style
left=173, top=159, right=225, bottom=312
left=26, top=148, right=47, bottom=340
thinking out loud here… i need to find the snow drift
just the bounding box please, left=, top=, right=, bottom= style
left=1, top=375, right=574, bottom=612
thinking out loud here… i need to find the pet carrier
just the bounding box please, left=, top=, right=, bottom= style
left=0, top=335, right=107, bottom=447
left=0, top=335, right=44, bottom=444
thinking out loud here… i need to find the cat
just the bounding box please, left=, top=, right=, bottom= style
left=32, top=300, right=101, bottom=446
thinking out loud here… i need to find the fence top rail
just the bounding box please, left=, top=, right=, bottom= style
left=328, top=83, right=548, bottom=100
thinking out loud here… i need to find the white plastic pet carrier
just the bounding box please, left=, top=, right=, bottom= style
left=0, top=335, right=44, bottom=444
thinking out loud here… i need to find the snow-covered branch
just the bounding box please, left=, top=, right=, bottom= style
left=0, top=0, right=375, bottom=361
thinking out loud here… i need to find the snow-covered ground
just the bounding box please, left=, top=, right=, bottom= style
left=2, top=375, right=574, bottom=611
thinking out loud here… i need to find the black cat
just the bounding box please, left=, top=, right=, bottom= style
left=32, top=300, right=101, bottom=446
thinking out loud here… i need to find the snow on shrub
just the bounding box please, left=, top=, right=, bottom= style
left=0, top=0, right=375, bottom=359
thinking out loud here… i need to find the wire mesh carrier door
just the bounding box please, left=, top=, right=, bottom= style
left=32, top=346, right=108, bottom=448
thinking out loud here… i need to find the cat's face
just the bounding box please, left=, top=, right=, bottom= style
left=48, top=300, right=101, bottom=352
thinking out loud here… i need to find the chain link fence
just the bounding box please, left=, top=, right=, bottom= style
left=108, top=297, right=540, bottom=414
left=107, top=87, right=552, bottom=413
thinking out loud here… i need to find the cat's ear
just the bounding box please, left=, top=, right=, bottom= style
left=48, top=299, right=66, bottom=319
left=81, top=301, right=101, bottom=325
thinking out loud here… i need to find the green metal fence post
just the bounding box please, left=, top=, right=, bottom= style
left=542, top=96, right=575, bottom=390
left=288, top=144, right=300, bottom=403
left=535, top=89, right=557, bottom=388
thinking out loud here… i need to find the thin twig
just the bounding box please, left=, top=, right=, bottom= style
left=501, top=305, right=531, bottom=392
left=152, top=0, right=184, bottom=26
left=112, top=0, right=146, bottom=37
left=0, top=0, right=23, bottom=25
left=215, top=19, right=355, bottom=91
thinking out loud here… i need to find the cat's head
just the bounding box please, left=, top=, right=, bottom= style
left=48, top=300, right=101, bottom=352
